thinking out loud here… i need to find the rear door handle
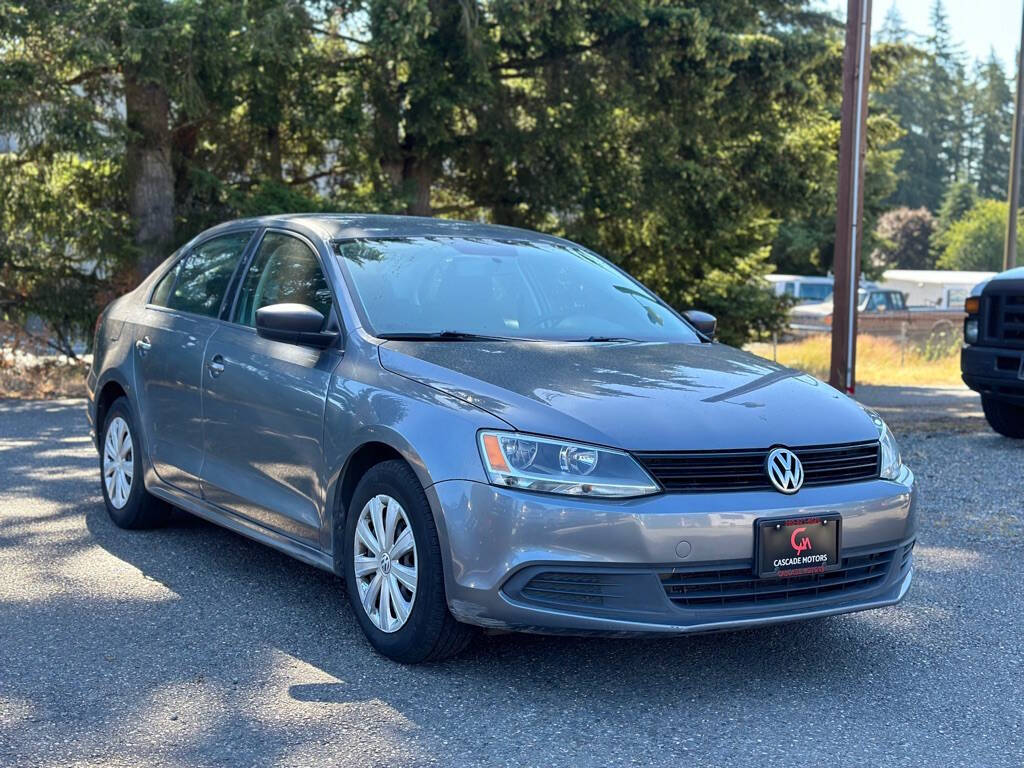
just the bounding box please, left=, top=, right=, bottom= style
left=135, top=336, right=151, bottom=356
left=207, top=354, right=225, bottom=377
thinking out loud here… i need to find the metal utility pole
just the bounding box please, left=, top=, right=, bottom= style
left=1005, top=4, right=1024, bottom=271
left=829, top=0, right=873, bottom=394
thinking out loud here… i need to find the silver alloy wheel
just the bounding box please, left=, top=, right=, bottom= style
left=103, top=416, right=134, bottom=509
left=353, top=494, right=418, bottom=633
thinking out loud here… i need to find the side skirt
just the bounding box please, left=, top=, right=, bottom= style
left=147, top=484, right=337, bottom=575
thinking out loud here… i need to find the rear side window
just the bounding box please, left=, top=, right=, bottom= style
left=233, top=232, right=333, bottom=327
left=167, top=232, right=253, bottom=317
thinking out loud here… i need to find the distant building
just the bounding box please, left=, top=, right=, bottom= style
left=879, top=269, right=996, bottom=309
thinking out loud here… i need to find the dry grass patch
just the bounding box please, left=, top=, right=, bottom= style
left=0, top=349, right=89, bottom=399
left=745, top=334, right=963, bottom=388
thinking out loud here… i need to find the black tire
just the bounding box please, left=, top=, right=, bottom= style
left=981, top=396, right=1024, bottom=439
left=99, top=397, right=170, bottom=528
left=343, top=460, right=474, bottom=663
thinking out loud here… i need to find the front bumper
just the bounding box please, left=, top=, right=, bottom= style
left=428, top=467, right=916, bottom=635
left=85, top=368, right=98, bottom=448
left=962, top=344, right=1024, bottom=404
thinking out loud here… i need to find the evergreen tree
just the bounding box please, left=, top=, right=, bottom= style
left=936, top=180, right=979, bottom=236
left=878, top=3, right=907, bottom=44
left=972, top=52, right=1013, bottom=200
left=880, top=0, right=970, bottom=212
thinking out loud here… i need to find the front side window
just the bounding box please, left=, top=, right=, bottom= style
left=166, top=232, right=253, bottom=317
left=234, top=232, right=333, bottom=327
left=334, top=236, right=700, bottom=342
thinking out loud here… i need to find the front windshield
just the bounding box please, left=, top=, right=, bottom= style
left=334, top=236, right=700, bottom=343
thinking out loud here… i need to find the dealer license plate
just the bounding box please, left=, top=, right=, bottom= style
left=755, top=515, right=841, bottom=579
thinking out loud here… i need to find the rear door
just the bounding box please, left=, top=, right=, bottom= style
left=200, top=230, right=341, bottom=545
left=133, top=230, right=255, bottom=495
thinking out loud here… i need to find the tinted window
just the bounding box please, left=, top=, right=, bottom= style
left=799, top=283, right=833, bottom=302
left=334, top=237, right=699, bottom=342
left=167, top=232, right=253, bottom=317
left=234, top=232, right=333, bottom=327
left=150, top=264, right=179, bottom=307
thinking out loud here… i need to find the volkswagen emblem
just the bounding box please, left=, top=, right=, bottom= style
left=766, top=447, right=804, bottom=494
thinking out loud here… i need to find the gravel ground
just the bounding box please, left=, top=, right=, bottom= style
left=1, top=392, right=1022, bottom=767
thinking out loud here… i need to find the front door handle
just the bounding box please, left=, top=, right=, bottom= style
left=208, top=354, right=225, bottom=378
left=135, top=336, right=151, bottom=356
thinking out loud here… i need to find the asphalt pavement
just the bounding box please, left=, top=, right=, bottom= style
left=1, top=391, right=1022, bottom=767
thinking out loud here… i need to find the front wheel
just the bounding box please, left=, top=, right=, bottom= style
left=99, top=397, right=170, bottom=528
left=343, top=460, right=474, bottom=663
left=981, top=396, right=1024, bottom=438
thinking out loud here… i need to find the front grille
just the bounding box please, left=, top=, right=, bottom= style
left=660, top=542, right=912, bottom=610
left=984, top=288, right=1024, bottom=347
left=635, top=440, right=880, bottom=493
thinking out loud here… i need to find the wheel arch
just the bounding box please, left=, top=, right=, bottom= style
left=328, top=433, right=429, bottom=574
left=95, top=378, right=129, bottom=435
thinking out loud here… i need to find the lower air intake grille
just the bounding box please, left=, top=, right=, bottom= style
left=660, top=543, right=911, bottom=610
left=520, top=572, right=620, bottom=608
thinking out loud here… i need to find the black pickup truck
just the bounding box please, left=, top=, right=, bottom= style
left=961, top=267, right=1024, bottom=437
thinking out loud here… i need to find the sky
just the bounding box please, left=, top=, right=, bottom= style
left=828, top=1, right=1024, bottom=72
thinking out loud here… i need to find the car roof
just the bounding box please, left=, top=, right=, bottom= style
left=765, top=274, right=832, bottom=283
left=205, top=213, right=570, bottom=246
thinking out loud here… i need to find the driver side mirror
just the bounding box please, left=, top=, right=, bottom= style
left=683, top=310, right=717, bottom=339
left=255, top=303, right=338, bottom=349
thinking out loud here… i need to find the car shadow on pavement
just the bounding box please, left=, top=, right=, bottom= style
left=5, top=397, right=1019, bottom=766
left=74, top=497, right=936, bottom=763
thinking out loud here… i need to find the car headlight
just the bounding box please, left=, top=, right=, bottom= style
left=862, top=409, right=902, bottom=480
left=478, top=431, right=659, bottom=498
left=964, top=317, right=979, bottom=344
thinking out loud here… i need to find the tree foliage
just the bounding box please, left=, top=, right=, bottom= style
left=932, top=179, right=978, bottom=254
left=937, top=199, right=1022, bottom=271
left=972, top=52, right=1014, bottom=200
left=878, top=1, right=1014, bottom=214
left=871, top=207, right=936, bottom=270
left=0, top=0, right=987, bottom=352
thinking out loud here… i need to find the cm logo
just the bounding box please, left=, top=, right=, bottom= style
left=790, top=526, right=813, bottom=555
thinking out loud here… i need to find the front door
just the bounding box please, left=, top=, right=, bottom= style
left=133, top=230, right=255, bottom=495
left=200, top=230, right=341, bottom=546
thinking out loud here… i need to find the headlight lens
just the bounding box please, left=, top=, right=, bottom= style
left=964, top=317, right=979, bottom=344
left=863, top=409, right=902, bottom=480
left=478, top=431, right=659, bottom=497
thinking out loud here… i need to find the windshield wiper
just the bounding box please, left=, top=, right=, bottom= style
left=569, top=336, right=640, bottom=342
left=377, top=330, right=520, bottom=342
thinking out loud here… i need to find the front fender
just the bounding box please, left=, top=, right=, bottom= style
left=322, top=336, right=510, bottom=569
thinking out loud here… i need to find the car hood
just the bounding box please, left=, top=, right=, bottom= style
left=790, top=301, right=834, bottom=317
left=378, top=340, right=877, bottom=451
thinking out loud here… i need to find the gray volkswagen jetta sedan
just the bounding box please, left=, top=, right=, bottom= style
left=87, top=214, right=916, bottom=662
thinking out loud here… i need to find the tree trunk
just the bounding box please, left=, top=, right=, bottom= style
left=124, top=74, right=174, bottom=278
left=266, top=123, right=284, bottom=182
left=404, top=157, right=433, bottom=216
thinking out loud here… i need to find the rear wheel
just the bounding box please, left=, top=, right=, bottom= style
left=343, top=460, right=474, bottom=663
left=100, top=397, right=170, bottom=528
left=981, top=396, right=1024, bottom=438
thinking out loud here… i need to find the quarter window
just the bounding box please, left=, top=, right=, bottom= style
left=150, top=263, right=179, bottom=307
left=166, top=232, right=253, bottom=317
left=233, top=232, right=333, bottom=327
